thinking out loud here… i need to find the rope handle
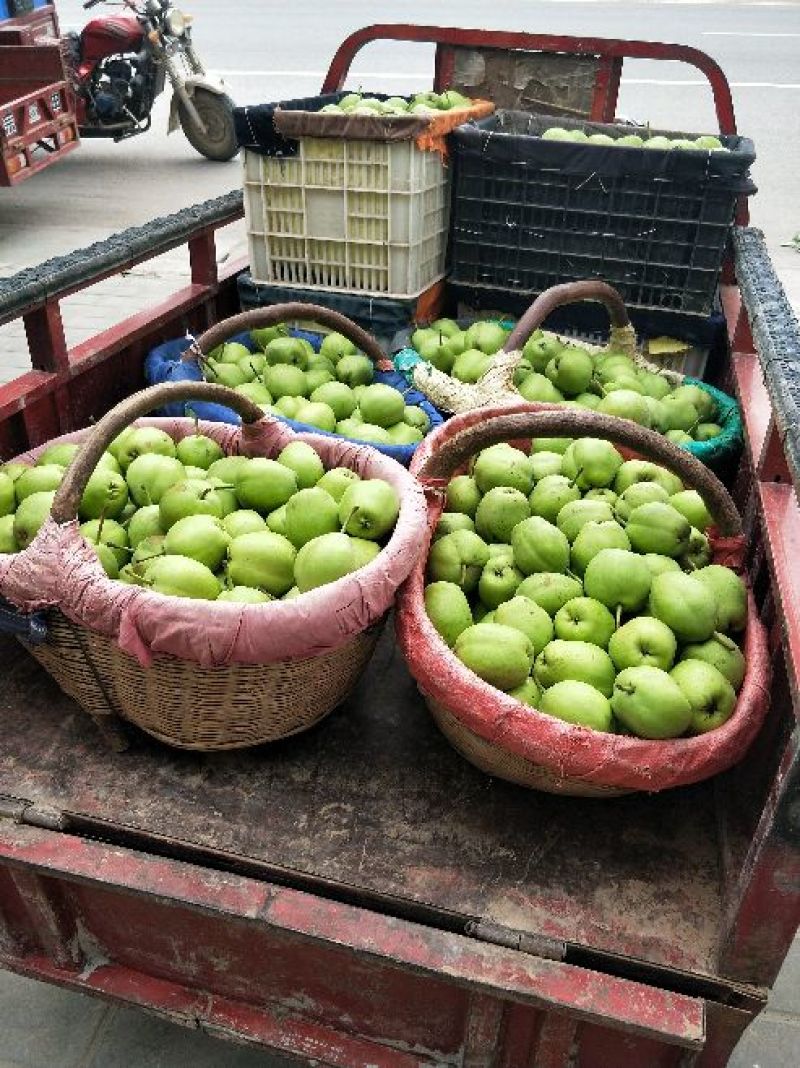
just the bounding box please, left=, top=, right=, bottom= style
left=416, top=404, right=742, bottom=536
left=502, top=281, right=634, bottom=353
left=51, top=382, right=266, bottom=525
left=185, top=302, right=388, bottom=368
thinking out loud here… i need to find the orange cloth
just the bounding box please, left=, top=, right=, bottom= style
left=415, top=99, right=495, bottom=159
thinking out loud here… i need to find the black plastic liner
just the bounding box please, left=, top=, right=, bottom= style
left=234, top=93, right=350, bottom=157
left=453, top=112, right=755, bottom=190
left=733, top=226, right=800, bottom=485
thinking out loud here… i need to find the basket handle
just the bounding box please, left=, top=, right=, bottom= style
left=417, top=405, right=742, bottom=536
left=502, top=281, right=633, bottom=353
left=188, top=303, right=389, bottom=367
left=51, top=382, right=266, bottom=525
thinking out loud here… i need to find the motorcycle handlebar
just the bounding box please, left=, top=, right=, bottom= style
left=83, top=0, right=102, bottom=8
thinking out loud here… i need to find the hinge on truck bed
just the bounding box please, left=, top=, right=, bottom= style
left=465, top=918, right=566, bottom=961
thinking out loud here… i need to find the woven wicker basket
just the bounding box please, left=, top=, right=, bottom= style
left=5, top=375, right=424, bottom=752
left=397, top=404, right=770, bottom=796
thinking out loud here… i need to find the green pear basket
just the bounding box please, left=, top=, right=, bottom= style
left=396, top=402, right=769, bottom=796
left=403, top=281, right=743, bottom=473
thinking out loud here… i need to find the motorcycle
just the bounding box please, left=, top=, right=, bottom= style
left=64, top=0, right=237, bottom=161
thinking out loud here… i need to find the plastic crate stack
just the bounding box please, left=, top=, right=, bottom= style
left=448, top=112, right=756, bottom=320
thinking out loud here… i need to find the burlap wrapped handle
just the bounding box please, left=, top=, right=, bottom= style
left=417, top=406, right=742, bottom=536
left=503, top=280, right=637, bottom=357
left=188, top=303, right=388, bottom=368
left=51, top=382, right=265, bottom=525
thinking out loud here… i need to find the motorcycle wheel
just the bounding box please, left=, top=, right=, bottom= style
left=179, top=89, right=237, bottom=162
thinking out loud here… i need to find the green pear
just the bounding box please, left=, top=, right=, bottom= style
left=668, top=490, right=712, bottom=531
left=614, top=460, right=683, bottom=497
left=597, top=390, right=651, bottom=427
left=694, top=565, right=747, bottom=631
left=508, top=678, right=542, bottom=708
left=643, top=553, right=682, bottom=578
left=79, top=469, right=129, bottom=521
left=131, top=534, right=166, bottom=566
left=452, top=349, right=494, bottom=383
left=694, top=423, right=723, bottom=441
left=80, top=517, right=129, bottom=569
left=517, top=373, right=564, bottom=404
left=680, top=527, right=712, bottom=571
left=556, top=499, right=614, bottom=543
left=0, top=461, right=30, bottom=483
left=661, top=395, right=699, bottom=432
left=235, top=458, right=298, bottom=513
left=293, top=402, right=336, bottom=432
left=512, top=516, right=570, bottom=575
left=464, top=321, right=508, bottom=356
left=561, top=439, right=623, bottom=490
left=223, top=510, right=268, bottom=539
left=671, top=659, right=736, bottom=734
left=666, top=430, right=693, bottom=446
left=570, top=520, right=630, bottom=575
left=583, top=548, right=652, bottom=615
left=494, top=596, right=554, bottom=656
left=284, top=488, right=339, bottom=548
left=478, top=559, right=524, bottom=609
left=530, top=452, right=564, bottom=482
left=294, top=532, right=356, bottom=592
left=339, top=479, right=400, bottom=540
left=0, top=472, right=15, bottom=518
left=545, top=347, right=593, bottom=396
left=227, top=530, right=297, bottom=595
left=574, top=392, right=601, bottom=410
left=434, top=513, right=476, bottom=540
left=625, top=501, right=691, bottom=557
left=523, top=333, right=564, bottom=372
left=425, top=581, right=473, bottom=647
left=534, top=639, right=616, bottom=698
left=210, top=341, right=251, bottom=364
left=638, top=372, right=672, bottom=400
left=473, top=445, right=533, bottom=495
left=428, top=529, right=490, bottom=591
left=0, top=515, right=18, bottom=554
left=163, top=514, right=230, bottom=571
left=528, top=475, right=581, bottom=525
left=584, top=488, right=618, bottom=507
left=13, top=490, right=55, bottom=548
left=359, top=384, right=405, bottom=428
left=608, top=616, right=677, bottom=671
left=126, top=454, right=186, bottom=506
left=614, top=482, right=670, bottom=523
left=275, top=396, right=304, bottom=419
left=531, top=437, right=573, bottom=456
left=475, top=486, right=530, bottom=542
left=611, top=666, right=692, bottom=738
left=140, top=554, right=219, bottom=599
left=540, top=680, right=612, bottom=732
left=263, top=336, right=309, bottom=369
left=516, top=573, right=583, bottom=616
left=266, top=505, right=287, bottom=536
left=454, top=623, right=533, bottom=691
left=15, top=464, right=64, bottom=503
left=159, top=479, right=232, bottom=529
left=679, top=634, right=746, bottom=691
left=670, top=384, right=716, bottom=423
left=445, top=475, right=481, bottom=517
left=555, top=597, right=616, bottom=648
left=648, top=572, right=717, bottom=642
left=316, top=467, right=360, bottom=503
left=126, top=504, right=164, bottom=547
left=217, top=586, right=273, bottom=604
left=36, top=442, right=80, bottom=468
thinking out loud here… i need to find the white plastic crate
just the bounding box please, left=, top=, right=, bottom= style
left=243, top=137, right=449, bottom=298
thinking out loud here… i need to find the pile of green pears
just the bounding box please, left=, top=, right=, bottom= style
left=318, top=90, right=474, bottom=118
left=541, top=126, right=728, bottom=152
left=203, top=325, right=431, bottom=447
left=0, top=427, right=400, bottom=604
left=424, top=436, right=748, bottom=739
left=410, top=319, right=723, bottom=445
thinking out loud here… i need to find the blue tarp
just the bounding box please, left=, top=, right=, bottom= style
left=144, top=330, right=444, bottom=467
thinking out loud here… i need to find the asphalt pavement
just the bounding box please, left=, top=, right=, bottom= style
left=0, top=2, right=798, bottom=1064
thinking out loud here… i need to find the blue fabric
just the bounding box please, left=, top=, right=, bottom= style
left=145, top=331, right=444, bottom=466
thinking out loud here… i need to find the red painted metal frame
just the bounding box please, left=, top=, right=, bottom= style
left=321, top=25, right=738, bottom=133
left=0, top=43, right=79, bottom=186
left=0, top=822, right=722, bottom=1066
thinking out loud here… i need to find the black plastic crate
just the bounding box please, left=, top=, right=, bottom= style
left=449, top=112, right=755, bottom=315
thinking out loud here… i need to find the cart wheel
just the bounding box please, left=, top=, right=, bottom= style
left=179, top=89, right=238, bottom=162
